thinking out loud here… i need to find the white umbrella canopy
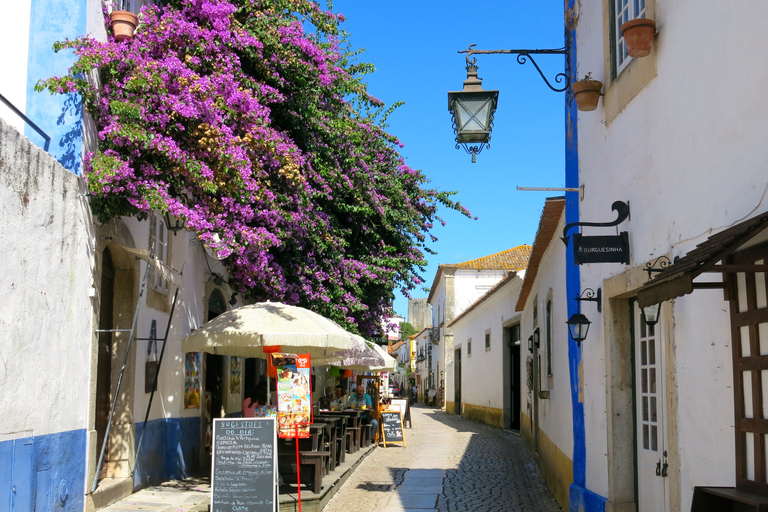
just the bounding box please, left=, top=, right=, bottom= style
left=313, top=336, right=386, bottom=370
left=369, top=342, right=398, bottom=372
left=181, top=302, right=362, bottom=359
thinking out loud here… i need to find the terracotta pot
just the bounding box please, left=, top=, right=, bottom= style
left=110, top=10, right=138, bottom=42
left=621, top=18, right=656, bottom=58
left=572, top=79, right=603, bottom=112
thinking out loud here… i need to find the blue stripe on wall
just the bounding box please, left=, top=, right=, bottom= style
left=25, top=0, right=86, bottom=174
left=134, top=417, right=201, bottom=488
left=0, top=429, right=86, bottom=512
left=564, top=2, right=606, bottom=510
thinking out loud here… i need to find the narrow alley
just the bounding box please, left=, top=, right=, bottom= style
left=323, top=405, right=562, bottom=512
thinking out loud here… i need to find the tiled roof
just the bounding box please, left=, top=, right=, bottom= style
left=427, top=245, right=532, bottom=303
left=515, top=197, right=566, bottom=311
left=390, top=341, right=405, bottom=353
left=452, top=245, right=532, bottom=270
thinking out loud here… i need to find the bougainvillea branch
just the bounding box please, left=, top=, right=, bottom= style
left=37, top=0, right=472, bottom=335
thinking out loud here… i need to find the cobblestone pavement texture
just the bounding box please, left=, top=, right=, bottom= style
left=322, top=405, right=562, bottom=512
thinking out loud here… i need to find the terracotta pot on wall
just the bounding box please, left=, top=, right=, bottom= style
left=110, top=10, right=138, bottom=41
left=572, top=79, right=603, bottom=112
left=621, top=18, right=656, bottom=58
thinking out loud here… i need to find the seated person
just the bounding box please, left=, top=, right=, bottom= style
left=331, top=384, right=348, bottom=409
left=318, top=386, right=334, bottom=409
left=348, top=385, right=378, bottom=439
left=243, top=381, right=268, bottom=417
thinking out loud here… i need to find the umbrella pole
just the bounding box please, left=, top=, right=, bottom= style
left=295, top=425, right=302, bottom=512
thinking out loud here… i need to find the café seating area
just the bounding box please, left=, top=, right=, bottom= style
left=277, top=408, right=379, bottom=512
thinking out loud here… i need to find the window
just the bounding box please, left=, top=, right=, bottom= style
left=148, top=211, right=168, bottom=293
left=613, top=0, right=647, bottom=76
left=467, top=338, right=472, bottom=357
left=546, top=300, right=553, bottom=377
left=485, top=330, right=491, bottom=351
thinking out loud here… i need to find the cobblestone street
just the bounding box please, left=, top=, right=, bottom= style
left=323, top=405, right=562, bottom=512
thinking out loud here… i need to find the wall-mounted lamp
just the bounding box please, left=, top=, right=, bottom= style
left=566, top=313, right=591, bottom=346
left=211, top=273, right=225, bottom=286
left=642, top=303, right=661, bottom=327
left=448, top=43, right=571, bottom=163
left=574, top=287, right=602, bottom=313
left=527, top=335, right=534, bottom=353
left=163, top=212, right=187, bottom=236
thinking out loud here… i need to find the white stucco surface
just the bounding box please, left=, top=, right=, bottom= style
left=0, top=118, right=94, bottom=436
left=0, top=0, right=31, bottom=133
left=574, top=1, right=768, bottom=508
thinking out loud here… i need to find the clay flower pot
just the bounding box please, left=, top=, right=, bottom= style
left=572, top=79, right=603, bottom=112
left=110, top=10, right=138, bottom=42
left=621, top=18, right=656, bottom=58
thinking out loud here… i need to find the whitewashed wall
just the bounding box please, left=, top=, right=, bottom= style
left=451, top=275, right=524, bottom=413
left=574, top=0, right=764, bottom=507
left=519, top=215, right=573, bottom=461
left=0, top=0, right=32, bottom=133
left=0, top=117, right=94, bottom=438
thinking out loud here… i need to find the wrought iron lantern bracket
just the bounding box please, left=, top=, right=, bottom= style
left=458, top=43, right=572, bottom=93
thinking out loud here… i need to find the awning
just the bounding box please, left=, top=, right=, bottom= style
left=637, top=212, right=768, bottom=308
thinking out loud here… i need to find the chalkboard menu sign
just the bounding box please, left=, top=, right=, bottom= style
left=381, top=410, right=405, bottom=447
left=212, top=418, right=277, bottom=512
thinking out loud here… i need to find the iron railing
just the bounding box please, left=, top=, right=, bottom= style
left=0, top=92, right=51, bottom=151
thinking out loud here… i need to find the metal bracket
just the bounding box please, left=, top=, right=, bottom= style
left=459, top=43, right=571, bottom=92
left=561, top=201, right=631, bottom=246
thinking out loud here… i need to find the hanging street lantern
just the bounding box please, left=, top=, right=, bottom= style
left=448, top=62, right=499, bottom=163
left=566, top=313, right=591, bottom=346
left=642, top=303, right=661, bottom=326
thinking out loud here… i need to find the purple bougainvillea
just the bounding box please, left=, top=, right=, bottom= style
left=37, top=0, right=472, bottom=336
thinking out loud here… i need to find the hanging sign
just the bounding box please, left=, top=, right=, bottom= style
left=572, top=232, right=630, bottom=265
left=272, top=353, right=311, bottom=438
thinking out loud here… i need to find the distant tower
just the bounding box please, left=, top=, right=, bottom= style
left=407, top=298, right=431, bottom=331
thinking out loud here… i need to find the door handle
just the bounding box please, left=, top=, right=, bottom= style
left=655, top=460, right=661, bottom=476
left=661, top=461, right=668, bottom=477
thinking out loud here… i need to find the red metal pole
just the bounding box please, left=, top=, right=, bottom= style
left=295, top=424, right=302, bottom=512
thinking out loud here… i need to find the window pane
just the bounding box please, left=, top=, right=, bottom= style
left=643, top=424, right=649, bottom=450
left=641, top=340, right=647, bottom=365
left=651, top=425, right=658, bottom=451
left=642, top=396, right=649, bottom=421
left=650, top=368, right=656, bottom=393
left=650, top=396, right=657, bottom=422
left=649, top=339, right=656, bottom=365
left=642, top=369, right=648, bottom=393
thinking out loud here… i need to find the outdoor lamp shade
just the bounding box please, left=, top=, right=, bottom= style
left=566, top=313, right=591, bottom=344
left=448, top=90, right=499, bottom=144
left=642, top=303, right=661, bottom=326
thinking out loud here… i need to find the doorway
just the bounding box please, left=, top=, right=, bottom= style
left=95, top=248, right=114, bottom=480
left=454, top=348, right=462, bottom=415
left=507, top=325, right=521, bottom=430
left=633, top=302, right=669, bottom=512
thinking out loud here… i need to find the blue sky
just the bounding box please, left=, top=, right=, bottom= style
left=331, top=1, right=567, bottom=318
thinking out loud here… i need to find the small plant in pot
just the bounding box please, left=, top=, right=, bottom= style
left=621, top=17, right=656, bottom=58
left=109, top=2, right=138, bottom=42
left=572, top=73, right=603, bottom=112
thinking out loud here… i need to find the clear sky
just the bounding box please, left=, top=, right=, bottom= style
left=330, top=1, right=567, bottom=319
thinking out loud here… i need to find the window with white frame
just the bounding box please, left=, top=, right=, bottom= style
left=614, top=0, right=647, bottom=75
left=485, top=330, right=491, bottom=351
left=467, top=338, right=472, bottom=357
left=546, top=300, right=553, bottom=377
left=148, top=211, right=168, bottom=293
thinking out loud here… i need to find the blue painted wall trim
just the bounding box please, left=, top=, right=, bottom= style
left=570, top=483, right=608, bottom=512
left=25, top=0, right=86, bottom=174
left=134, top=417, right=201, bottom=489
left=564, top=3, right=605, bottom=511
left=0, top=429, right=86, bottom=512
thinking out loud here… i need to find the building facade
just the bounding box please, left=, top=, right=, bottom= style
left=427, top=245, right=532, bottom=416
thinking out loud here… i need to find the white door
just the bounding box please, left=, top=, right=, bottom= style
left=634, top=303, right=669, bottom=512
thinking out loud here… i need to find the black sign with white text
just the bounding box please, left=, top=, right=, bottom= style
left=573, top=232, right=630, bottom=265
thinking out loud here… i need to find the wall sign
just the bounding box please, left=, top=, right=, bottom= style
left=211, top=417, right=276, bottom=512
left=572, top=232, right=630, bottom=265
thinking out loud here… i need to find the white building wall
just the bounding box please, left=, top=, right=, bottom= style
left=452, top=276, right=524, bottom=414
left=0, top=0, right=31, bottom=133
left=574, top=0, right=764, bottom=507
left=0, top=118, right=94, bottom=437
left=520, top=216, right=573, bottom=461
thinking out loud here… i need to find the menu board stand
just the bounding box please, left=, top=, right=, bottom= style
left=212, top=417, right=278, bottom=512
left=380, top=410, right=406, bottom=447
